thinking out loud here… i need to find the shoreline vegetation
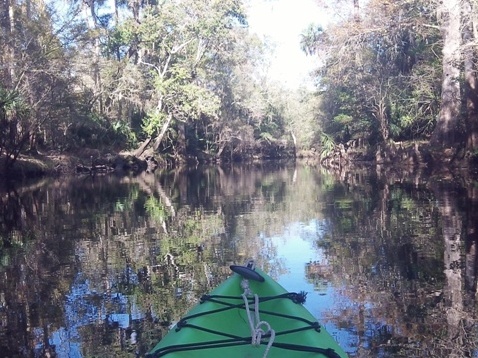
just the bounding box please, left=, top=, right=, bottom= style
left=3, top=139, right=478, bottom=182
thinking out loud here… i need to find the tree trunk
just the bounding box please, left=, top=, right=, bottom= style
left=114, top=0, right=121, bottom=61
left=290, top=130, right=297, bottom=157
left=134, top=112, right=174, bottom=158
left=133, top=137, right=152, bottom=158
left=1, top=0, right=16, bottom=87
left=84, top=0, right=103, bottom=113
left=176, top=121, right=187, bottom=159
left=373, top=97, right=389, bottom=143
left=431, top=0, right=462, bottom=148
left=153, top=112, right=173, bottom=151
left=463, top=0, right=478, bottom=151
left=8, top=0, right=15, bottom=84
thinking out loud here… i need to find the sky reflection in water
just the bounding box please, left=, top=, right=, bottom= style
left=267, top=219, right=357, bottom=354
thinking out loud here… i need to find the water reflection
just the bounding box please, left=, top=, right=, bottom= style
left=0, top=164, right=477, bottom=357
left=264, top=220, right=357, bottom=352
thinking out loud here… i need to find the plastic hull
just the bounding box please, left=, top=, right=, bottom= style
left=147, top=267, right=348, bottom=357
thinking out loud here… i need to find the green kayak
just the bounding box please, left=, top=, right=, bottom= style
left=147, top=261, right=348, bottom=357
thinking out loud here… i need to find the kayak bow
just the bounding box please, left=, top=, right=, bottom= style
left=147, top=260, right=348, bottom=357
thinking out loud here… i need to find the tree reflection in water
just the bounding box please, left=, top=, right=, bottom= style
left=0, top=164, right=477, bottom=357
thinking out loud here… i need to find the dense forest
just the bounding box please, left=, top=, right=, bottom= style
left=1, top=0, right=478, bottom=177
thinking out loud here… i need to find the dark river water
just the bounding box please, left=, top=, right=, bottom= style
left=1, top=163, right=477, bottom=357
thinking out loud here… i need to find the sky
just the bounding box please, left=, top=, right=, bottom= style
left=246, top=0, right=328, bottom=89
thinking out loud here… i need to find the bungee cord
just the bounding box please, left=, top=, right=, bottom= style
left=146, top=260, right=341, bottom=358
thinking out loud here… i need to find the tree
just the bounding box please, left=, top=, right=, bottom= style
left=463, top=0, right=478, bottom=151
left=0, top=0, right=18, bottom=88
left=0, top=88, right=30, bottom=171
left=430, top=0, right=462, bottom=148
left=81, top=0, right=109, bottom=114
left=114, top=0, right=248, bottom=158
left=303, top=0, right=442, bottom=148
left=0, top=0, right=78, bottom=169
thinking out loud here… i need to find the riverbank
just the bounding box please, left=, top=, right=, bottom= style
left=3, top=140, right=478, bottom=181
left=320, top=140, right=478, bottom=171
left=0, top=150, right=158, bottom=180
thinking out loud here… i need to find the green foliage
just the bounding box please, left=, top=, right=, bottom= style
left=142, top=111, right=168, bottom=137
left=65, top=113, right=137, bottom=150
left=300, top=24, right=325, bottom=56
left=260, top=132, right=275, bottom=144
left=0, top=88, right=31, bottom=170
left=112, top=120, right=137, bottom=147
left=320, top=132, right=336, bottom=159
left=0, top=88, right=29, bottom=121
left=173, top=83, right=220, bottom=121
left=307, top=0, right=442, bottom=147
left=109, top=19, right=137, bottom=51
left=333, top=114, right=353, bottom=125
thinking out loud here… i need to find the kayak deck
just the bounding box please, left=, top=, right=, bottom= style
left=147, top=262, right=348, bottom=357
